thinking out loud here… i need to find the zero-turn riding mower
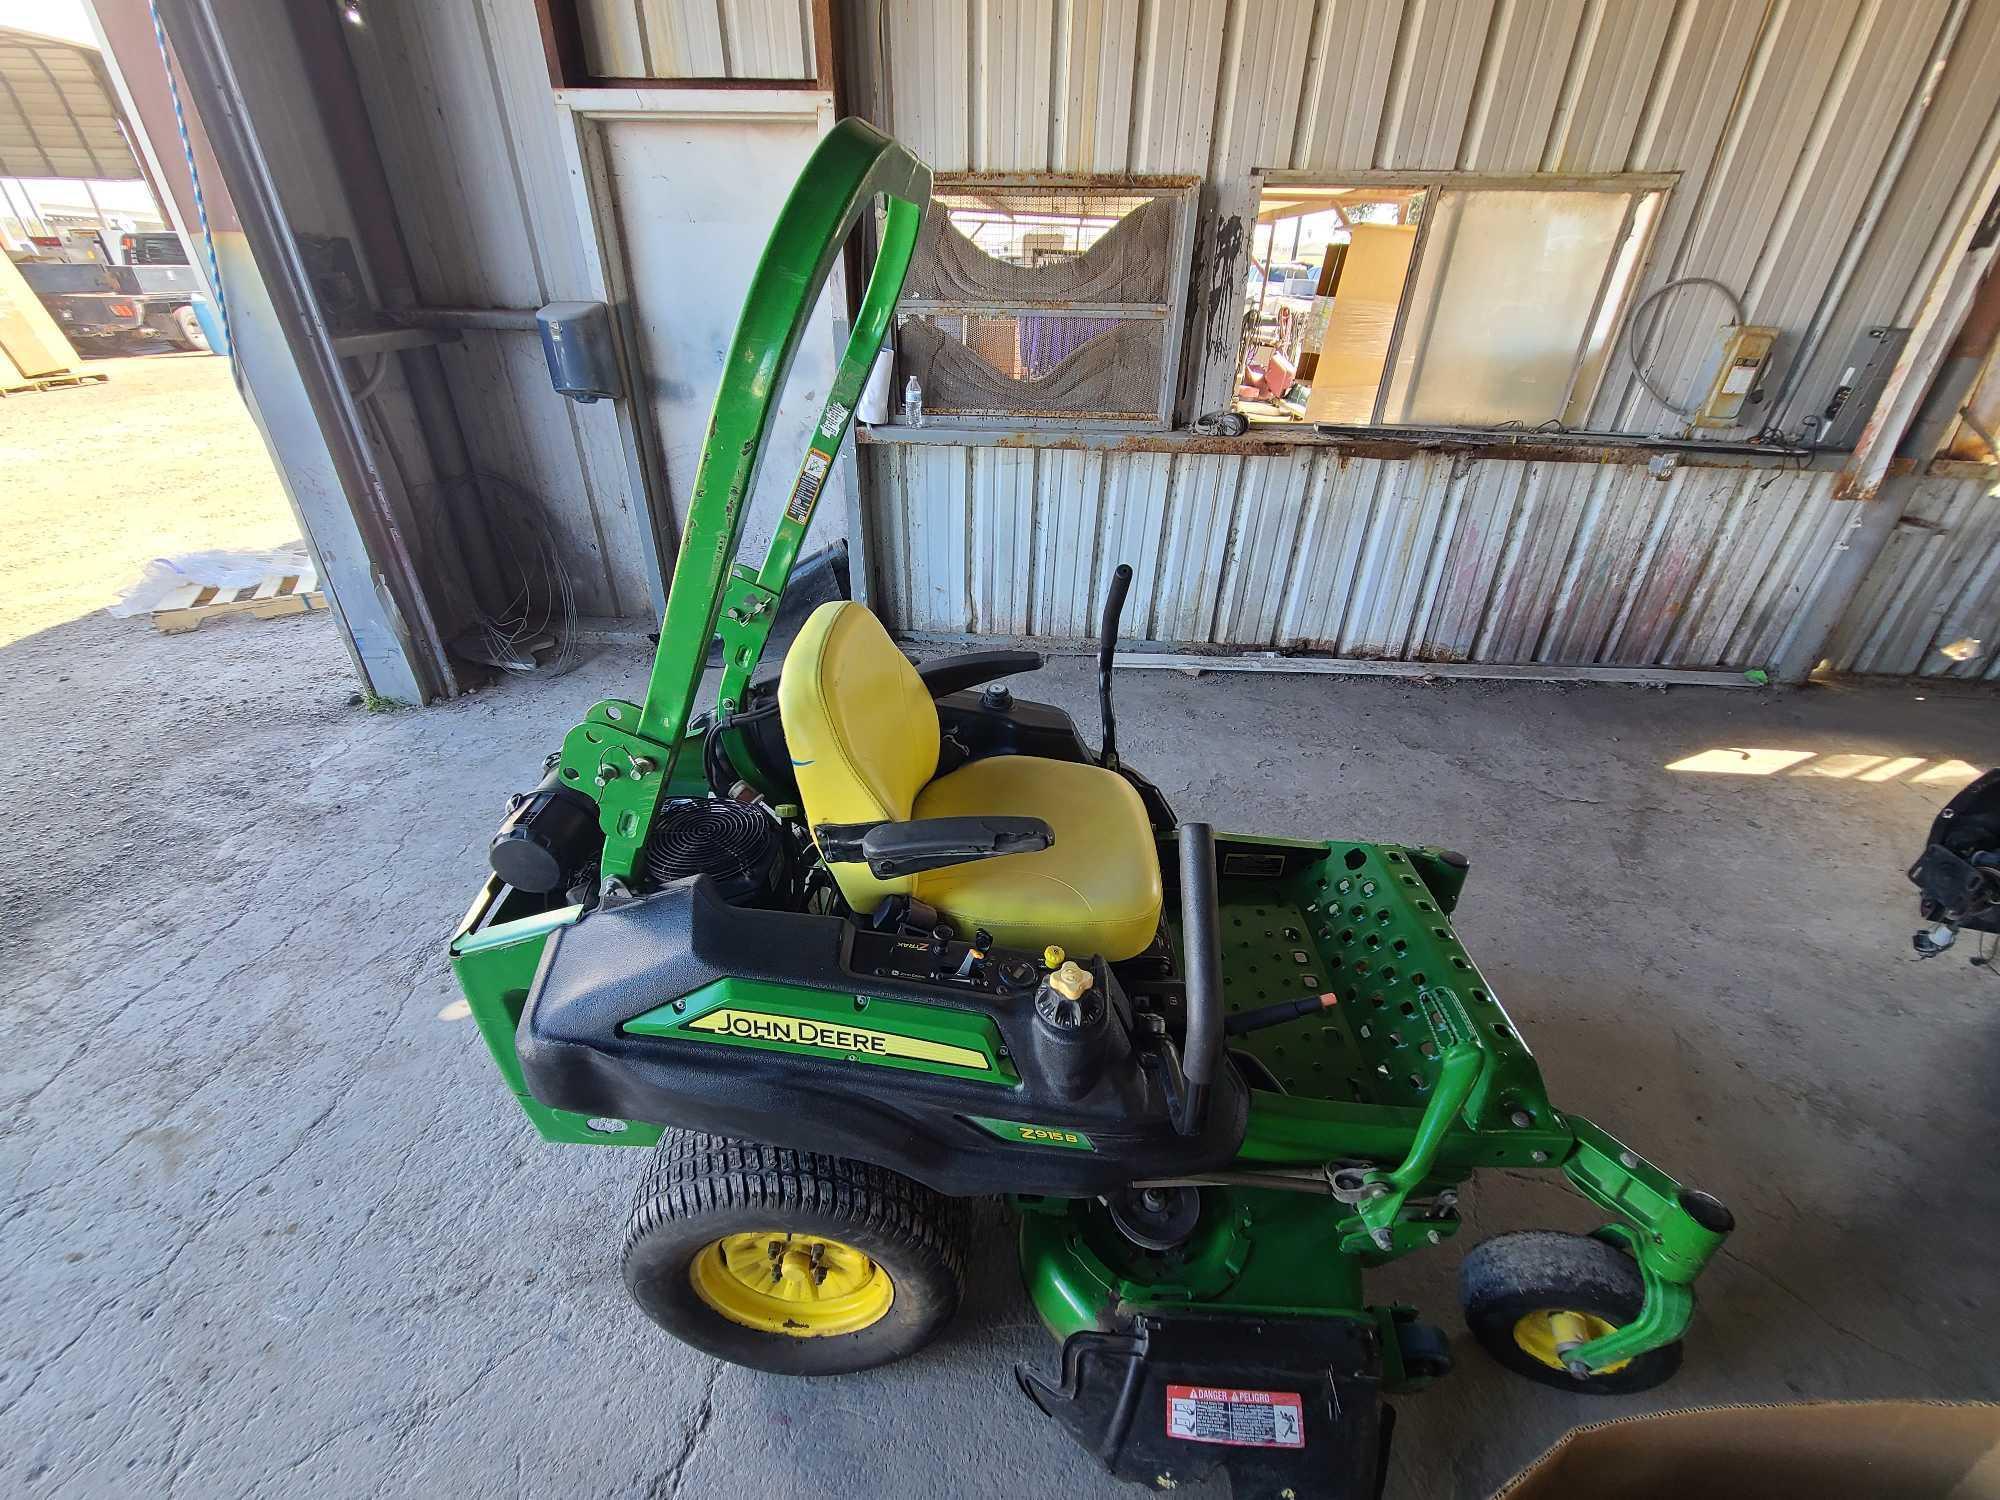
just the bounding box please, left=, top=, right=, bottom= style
left=448, top=120, right=1733, bottom=1498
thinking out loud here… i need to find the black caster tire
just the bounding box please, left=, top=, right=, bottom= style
left=621, top=1128, right=968, bottom=1376
left=1460, top=1230, right=1683, bottom=1394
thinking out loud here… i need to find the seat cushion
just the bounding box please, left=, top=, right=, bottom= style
left=780, top=601, right=941, bottom=912
left=911, top=755, right=1163, bottom=962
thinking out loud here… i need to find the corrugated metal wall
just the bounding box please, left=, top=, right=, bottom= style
left=838, top=0, right=2000, bottom=671
left=865, top=444, right=1866, bottom=669
left=1826, top=474, right=2000, bottom=678
left=577, top=0, right=817, bottom=79
left=844, top=0, right=2000, bottom=437
left=343, top=0, right=664, bottom=622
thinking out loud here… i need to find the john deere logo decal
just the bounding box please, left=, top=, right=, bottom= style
left=682, top=1008, right=988, bottom=1070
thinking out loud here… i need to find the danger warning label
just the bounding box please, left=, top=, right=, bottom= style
left=1164, top=1385, right=1305, bottom=1449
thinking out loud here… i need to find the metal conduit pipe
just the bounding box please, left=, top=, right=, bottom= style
left=399, top=306, right=543, bottom=333
left=284, top=0, right=511, bottom=621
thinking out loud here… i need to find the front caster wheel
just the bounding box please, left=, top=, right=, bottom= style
left=622, top=1129, right=969, bottom=1376
left=1460, top=1230, right=1682, bottom=1394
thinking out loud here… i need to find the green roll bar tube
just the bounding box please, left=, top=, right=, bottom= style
left=553, top=118, right=931, bottom=886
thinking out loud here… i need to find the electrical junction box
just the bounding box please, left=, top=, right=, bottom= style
left=536, top=300, right=622, bottom=404
left=1690, top=323, right=1779, bottom=428
left=1816, top=325, right=1910, bottom=449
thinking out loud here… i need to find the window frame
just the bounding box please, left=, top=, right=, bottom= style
left=894, top=172, right=1202, bottom=433
left=1243, top=167, right=1678, bottom=433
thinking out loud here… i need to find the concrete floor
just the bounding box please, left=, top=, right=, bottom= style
left=5, top=600, right=1998, bottom=1499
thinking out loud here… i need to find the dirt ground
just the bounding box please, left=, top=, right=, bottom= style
left=0, top=350, right=298, bottom=646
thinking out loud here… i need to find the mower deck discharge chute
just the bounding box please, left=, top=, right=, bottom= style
left=448, top=119, right=1732, bottom=1498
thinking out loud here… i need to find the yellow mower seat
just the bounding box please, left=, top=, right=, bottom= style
left=779, top=601, right=1162, bottom=961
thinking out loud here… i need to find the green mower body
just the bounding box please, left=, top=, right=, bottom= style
left=447, top=118, right=1731, bottom=1498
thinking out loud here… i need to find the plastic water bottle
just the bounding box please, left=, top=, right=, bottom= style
left=904, top=375, right=924, bottom=427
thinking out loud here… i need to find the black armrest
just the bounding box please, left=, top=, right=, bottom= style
left=815, top=816, right=1053, bottom=878
left=915, top=649, right=1042, bottom=699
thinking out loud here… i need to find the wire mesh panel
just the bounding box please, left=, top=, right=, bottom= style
left=895, top=180, right=1196, bottom=429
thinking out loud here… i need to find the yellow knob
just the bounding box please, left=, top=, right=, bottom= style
left=1048, top=961, right=1094, bottom=1002
left=1043, top=945, right=1066, bottom=969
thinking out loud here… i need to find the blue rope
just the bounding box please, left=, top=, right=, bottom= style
left=148, top=0, right=231, bottom=362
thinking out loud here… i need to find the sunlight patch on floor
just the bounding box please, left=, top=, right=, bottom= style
left=1664, top=749, right=1980, bottom=785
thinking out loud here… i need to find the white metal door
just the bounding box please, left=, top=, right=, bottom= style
left=560, top=90, right=850, bottom=571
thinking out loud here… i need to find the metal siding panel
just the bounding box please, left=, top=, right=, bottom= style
left=1213, top=451, right=1314, bottom=643
left=1340, top=455, right=1452, bottom=655
left=884, top=0, right=971, bottom=170
left=1775, top=1, right=2000, bottom=432
left=578, top=0, right=649, bottom=75
left=1293, top=0, right=1403, bottom=169
left=1826, top=477, right=1955, bottom=671
left=1726, top=476, right=1852, bottom=665
left=1375, top=0, right=1493, bottom=170
left=1860, top=479, right=2000, bottom=675
left=719, top=0, right=816, bottom=77
left=1279, top=455, right=1386, bottom=647
left=1736, top=1, right=1952, bottom=402
left=1541, top=0, right=1676, bottom=173
left=1417, top=458, right=1527, bottom=660
left=638, top=0, right=728, bottom=77
left=1475, top=462, right=1594, bottom=660
left=1032, top=447, right=1107, bottom=636
left=1098, top=451, right=1175, bottom=637
left=1670, top=471, right=1814, bottom=666
left=1457, top=0, right=1588, bottom=173
left=1209, top=0, right=1314, bottom=180
left=1585, top=0, right=1768, bottom=428
left=1154, top=455, right=1240, bottom=640
left=1934, top=494, right=2000, bottom=678
left=974, top=0, right=1056, bottom=170
left=1604, top=468, right=1736, bottom=663
left=1057, top=0, right=1141, bottom=171
left=1608, top=0, right=1865, bottom=433
left=970, top=446, right=1036, bottom=633
left=1538, top=465, right=1657, bottom=663
left=904, top=445, right=973, bottom=630
left=1130, top=0, right=1228, bottom=171
left=860, top=447, right=908, bottom=626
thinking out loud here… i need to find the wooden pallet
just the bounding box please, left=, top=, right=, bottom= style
left=153, top=572, right=326, bottom=634
left=0, top=371, right=109, bottom=397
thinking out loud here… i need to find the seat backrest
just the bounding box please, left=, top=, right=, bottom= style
left=779, top=601, right=940, bottom=912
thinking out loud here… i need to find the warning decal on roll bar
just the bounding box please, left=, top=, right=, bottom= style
left=785, top=450, right=831, bottom=523
left=1164, top=1385, right=1305, bottom=1449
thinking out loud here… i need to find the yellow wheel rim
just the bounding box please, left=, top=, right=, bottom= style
left=1511, top=1309, right=1632, bottom=1375
left=688, top=1231, right=894, bottom=1338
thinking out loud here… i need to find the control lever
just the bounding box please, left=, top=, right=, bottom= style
left=1175, top=823, right=1224, bottom=1135
left=1098, top=563, right=1133, bottom=770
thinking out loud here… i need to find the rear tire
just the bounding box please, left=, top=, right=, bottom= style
left=168, top=305, right=209, bottom=352
left=621, top=1129, right=968, bottom=1376
left=1460, top=1230, right=1682, bottom=1394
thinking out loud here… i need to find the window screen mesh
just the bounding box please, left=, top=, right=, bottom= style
left=897, top=184, right=1185, bottom=424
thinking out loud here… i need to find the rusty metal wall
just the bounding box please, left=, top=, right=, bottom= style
left=864, top=443, right=1872, bottom=669
left=1824, top=474, right=2000, bottom=678
left=839, top=0, right=2000, bottom=670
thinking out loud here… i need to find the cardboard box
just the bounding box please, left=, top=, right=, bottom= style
left=1497, top=1402, right=2000, bottom=1500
